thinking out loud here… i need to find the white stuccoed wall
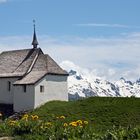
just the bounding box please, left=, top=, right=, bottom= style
left=0, top=77, right=18, bottom=104
left=9, top=75, right=68, bottom=112
left=34, top=75, right=68, bottom=108
left=13, top=85, right=35, bottom=112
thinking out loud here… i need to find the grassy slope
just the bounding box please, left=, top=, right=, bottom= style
left=31, top=97, right=140, bottom=132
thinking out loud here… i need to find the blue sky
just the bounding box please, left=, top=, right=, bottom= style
left=0, top=0, right=140, bottom=81
left=0, top=0, right=140, bottom=36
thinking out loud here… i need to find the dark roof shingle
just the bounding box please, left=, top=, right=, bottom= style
left=0, top=47, right=68, bottom=84
left=0, top=49, right=31, bottom=74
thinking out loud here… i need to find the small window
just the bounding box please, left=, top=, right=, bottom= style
left=8, top=81, right=11, bottom=91
left=23, top=85, right=27, bottom=92
left=40, top=85, right=44, bottom=93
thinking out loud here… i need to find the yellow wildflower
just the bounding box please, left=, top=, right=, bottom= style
left=31, top=115, right=39, bottom=120
left=83, top=121, right=88, bottom=125
left=60, top=116, right=65, bottom=119
left=76, top=120, right=83, bottom=125
left=22, top=114, right=29, bottom=121
left=9, top=120, right=17, bottom=126
left=23, top=114, right=28, bottom=118
left=46, top=122, right=52, bottom=126
left=63, top=123, right=68, bottom=127
left=69, top=121, right=77, bottom=127
left=40, top=122, right=48, bottom=129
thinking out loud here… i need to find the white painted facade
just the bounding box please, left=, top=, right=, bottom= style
left=0, top=77, right=18, bottom=104
left=12, top=75, right=68, bottom=112
left=34, top=75, right=68, bottom=108
left=13, top=85, right=35, bottom=112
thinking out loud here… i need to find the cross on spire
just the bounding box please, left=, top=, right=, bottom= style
left=32, top=20, right=39, bottom=48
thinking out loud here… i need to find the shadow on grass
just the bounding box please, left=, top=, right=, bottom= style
left=0, top=104, right=14, bottom=119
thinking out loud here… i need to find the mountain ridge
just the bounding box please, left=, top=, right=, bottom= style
left=60, top=61, right=140, bottom=100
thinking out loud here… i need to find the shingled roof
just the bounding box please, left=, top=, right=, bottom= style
left=0, top=48, right=68, bottom=85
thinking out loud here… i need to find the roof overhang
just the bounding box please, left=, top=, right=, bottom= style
left=14, top=72, right=69, bottom=86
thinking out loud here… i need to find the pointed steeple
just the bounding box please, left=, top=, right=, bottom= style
left=32, top=20, right=39, bottom=48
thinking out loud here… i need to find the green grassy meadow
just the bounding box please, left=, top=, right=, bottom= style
left=32, top=97, right=140, bottom=132
left=0, top=97, right=140, bottom=139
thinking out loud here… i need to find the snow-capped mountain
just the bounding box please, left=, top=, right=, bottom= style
left=115, top=77, right=140, bottom=97
left=60, top=61, right=140, bottom=100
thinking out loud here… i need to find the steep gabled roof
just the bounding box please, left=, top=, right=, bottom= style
left=0, top=48, right=40, bottom=77
left=14, top=51, right=68, bottom=85
left=0, top=47, right=68, bottom=85
left=32, top=54, right=68, bottom=75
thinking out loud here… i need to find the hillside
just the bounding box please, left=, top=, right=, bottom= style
left=32, top=97, right=140, bottom=132
left=0, top=97, right=140, bottom=139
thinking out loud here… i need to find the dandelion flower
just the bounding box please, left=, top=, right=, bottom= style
left=76, top=120, right=83, bottom=125
left=22, top=114, right=29, bottom=121
left=46, top=122, right=52, bottom=126
left=60, top=116, right=65, bottom=119
left=31, top=115, right=39, bottom=120
left=84, top=121, right=88, bottom=125
left=69, top=121, right=77, bottom=127
left=23, top=114, right=28, bottom=118
left=9, top=120, right=17, bottom=126
left=63, top=123, right=68, bottom=127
